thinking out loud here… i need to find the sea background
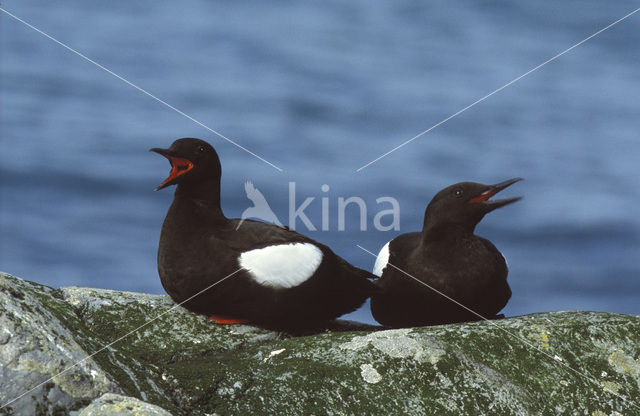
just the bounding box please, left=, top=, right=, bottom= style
left=1, top=1, right=639, bottom=324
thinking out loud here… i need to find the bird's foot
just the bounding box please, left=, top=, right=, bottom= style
left=209, top=315, right=250, bottom=325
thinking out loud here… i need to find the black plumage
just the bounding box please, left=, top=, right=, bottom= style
left=152, top=138, right=376, bottom=329
left=371, top=179, right=522, bottom=327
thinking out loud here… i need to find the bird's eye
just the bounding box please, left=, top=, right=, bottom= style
left=198, top=146, right=205, bottom=153
left=453, top=188, right=464, bottom=197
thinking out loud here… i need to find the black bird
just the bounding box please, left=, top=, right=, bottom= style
left=151, top=138, right=376, bottom=328
left=370, top=178, right=522, bottom=327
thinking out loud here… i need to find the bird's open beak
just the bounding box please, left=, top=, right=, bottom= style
left=469, top=177, right=523, bottom=210
left=150, top=148, right=194, bottom=191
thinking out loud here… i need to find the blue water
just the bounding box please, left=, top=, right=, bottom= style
left=1, top=1, right=639, bottom=324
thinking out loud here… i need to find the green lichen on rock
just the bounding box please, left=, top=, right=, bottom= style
left=77, top=393, right=172, bottom=416
left=0, top=273, right=120, bottom=415
left=1, top=271, right=639, bottom=415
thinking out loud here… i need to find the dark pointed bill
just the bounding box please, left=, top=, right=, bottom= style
left=150, top=148, right=194, bottom=190
left=469, top=177, right=523, bottom=209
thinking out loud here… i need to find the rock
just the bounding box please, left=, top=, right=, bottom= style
left=77, top=393, right=172, bottom=416
left=0, top=273, right=120, bottom=415
left=1, top=271, right=639, bottom=415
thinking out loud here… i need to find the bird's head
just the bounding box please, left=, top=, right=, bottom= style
left=150, top=138, right=221, bottom=191
left=423, top=178, right=523, bottom=234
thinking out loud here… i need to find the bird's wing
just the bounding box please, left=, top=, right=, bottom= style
left=372, top=241, right=391, bottom=277
left=238, top=242, right=323, bottom=289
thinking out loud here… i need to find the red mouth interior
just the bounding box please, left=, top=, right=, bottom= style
left=158, top=156, right=194, bottom=188
left=469, top=189, right=499, bottom=203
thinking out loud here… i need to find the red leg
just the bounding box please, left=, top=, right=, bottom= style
left=209, top=315, right=250, bottom=325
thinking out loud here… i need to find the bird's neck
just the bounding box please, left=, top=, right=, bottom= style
left=422, top=222, right=475, bottom=243
left=174, top=178, right=225, bottom=219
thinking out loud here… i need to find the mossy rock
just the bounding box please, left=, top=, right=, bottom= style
left=77, top=393, right=172, bottom=416
left=1, top=271, right=639, bottom=415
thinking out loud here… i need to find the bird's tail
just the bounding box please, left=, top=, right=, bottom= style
left=338, top=260, right=383, bottom=296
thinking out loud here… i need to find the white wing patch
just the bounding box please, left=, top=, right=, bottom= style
left=372, top=242, right=390, bottom=277
left=238, top=242, right=323, bottom=289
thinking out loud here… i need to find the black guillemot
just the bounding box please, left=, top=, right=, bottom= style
left=151, top=138, right=377, bottom=329
left=370, top=178, right=522, bottom=327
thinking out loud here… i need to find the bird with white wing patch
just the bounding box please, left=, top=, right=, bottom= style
left=152, top=138, right=377, bottom=329
left=370, top=179, right=522, bottom=327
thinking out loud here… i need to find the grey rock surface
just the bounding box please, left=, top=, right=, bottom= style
left=0, top=273, right=120, bottom=415
left=1, top=271, right=639, bottom=415
left=77, top=393, right=172, bottom=416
